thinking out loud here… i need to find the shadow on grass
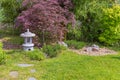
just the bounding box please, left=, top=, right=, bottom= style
left=111, top=56, right=120, bottom=60
left=6, top=50, right=23, bottom=54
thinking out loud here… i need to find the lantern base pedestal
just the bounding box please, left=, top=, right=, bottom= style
left=22, top=43, right=34, bottom=51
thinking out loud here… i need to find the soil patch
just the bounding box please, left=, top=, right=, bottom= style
left=3, top=42, right=22, bottom=50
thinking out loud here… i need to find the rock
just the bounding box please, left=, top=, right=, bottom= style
left=84, top=44, right=100, bottom=52
left=92, top=47, right=99, bottom=51
left=17, top=64, right=34, bottom=67
left=92, top=44, right=99, bottom=48
left=85, top=47, right=92, bottom=52
left=92, top=44, right=99, bottom=51
left=28, top=77, right=37, bottom=80
left=9, top=71, right=18, bottom=78
left=58, top=41, right=68, bottom=47
left=30, top=69, right=36, bottom=73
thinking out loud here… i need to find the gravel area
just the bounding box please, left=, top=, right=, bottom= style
left=71, top=47, right=117, bottom=56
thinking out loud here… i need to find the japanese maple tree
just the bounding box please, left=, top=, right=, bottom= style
left=15, top=0, right=75, bottom=43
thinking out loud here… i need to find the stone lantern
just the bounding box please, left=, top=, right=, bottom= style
left=20, top=29, right=35, bottom=51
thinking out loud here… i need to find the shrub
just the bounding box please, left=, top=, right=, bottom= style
left=99, top=5, right=120, bottom=45
left=42, top=44, right=64, bottom=58
left=15, top=0, right=75, bottom=43
left=26, top=49, right=45, bottom=61
left=65, top=40, right=86, bottom=49
left=59, top=45, right=68, bottom=50
left=0, top=42, right=6, bottom=64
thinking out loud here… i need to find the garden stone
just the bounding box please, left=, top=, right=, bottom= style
left=28, top=77, right=37, bottom=80
left=58, top=41, right=68, bottom=47
left=30, top=69, right=36, bottom=73
left=92, top=44, right=99, bottom=51
left=17, top=63, right=34, bottom=67
left=9, top=71, right=18, bottom=78
left=85, top=47, right=92, bottom=52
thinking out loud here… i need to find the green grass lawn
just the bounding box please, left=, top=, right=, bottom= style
left=0, top=49, right=120, bottom=80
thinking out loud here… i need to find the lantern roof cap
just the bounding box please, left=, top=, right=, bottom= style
left=20, top=29, right=35, bottom=37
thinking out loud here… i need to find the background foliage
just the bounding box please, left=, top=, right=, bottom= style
left=71, top=0, right=110, bottom=42
left=0, top=0, right=22, bottom=23
left=71, top=0, right=120, bottom=46
left=0, top=0, right=120, bottom=46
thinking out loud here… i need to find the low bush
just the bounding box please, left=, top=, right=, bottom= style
left=42, top=44, right=65, bottom=58
left=0, top=42, right=6, bottom=64
left=65, top=40, right=86, bottom=49
left=26, top=49, right=45, bottom=61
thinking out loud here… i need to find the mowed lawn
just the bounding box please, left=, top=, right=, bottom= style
left=0, top=50, right=120, bottom=80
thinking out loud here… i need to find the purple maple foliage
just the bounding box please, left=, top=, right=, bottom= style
left=15, top=0, right=75, bottom=42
